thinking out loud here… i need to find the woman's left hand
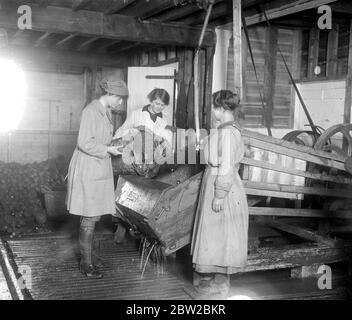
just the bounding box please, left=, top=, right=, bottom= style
left=212, top=198, right=224, bottom=213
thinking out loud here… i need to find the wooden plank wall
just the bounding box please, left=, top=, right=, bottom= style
left=0, top=67, right=124, bottom=164
left=227, top=26, right=297, bottom=129
left=300, top=23, right=350, bottom=79
left=337, top=23, right=351, bottom=77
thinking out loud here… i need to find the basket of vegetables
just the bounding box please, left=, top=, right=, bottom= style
left=0, top=156, right=69, bottom=236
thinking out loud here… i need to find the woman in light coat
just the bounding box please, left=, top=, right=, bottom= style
left=191, top=90, right=249, bottom=296
left=66, top=78, right=129, bottom=278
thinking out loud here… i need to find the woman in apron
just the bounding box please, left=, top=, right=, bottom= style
left=191, top=90, right=249, bottom=295
left=66, top=78, right=129, bottom=278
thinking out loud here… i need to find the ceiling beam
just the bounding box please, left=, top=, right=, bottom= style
left=0, top=5, right=215, bottom=47
left=178, top=1, right=230, bottom=26
left=331, top=1, right=352, bottom=15
left=105, top=0, right=136, bottom=15
left=34, top=31, right=52, bottom=47
left=117, top=0, right=176, bottom=18
left=153, top=4, right=201, bottom=22
left=35, top=0, right=50, bottom=7
left=72, top=0, right=92, bottom=11
left=98, top=39, right=121, bottom=51
left=245, top=0, right=339, bottom=26
left=0, top=46, right=128, bottom=67
left=271, top=18, right=316, bottom=29
left=55, top=34, right=77, bottom=49
left=76, top=36, right=99, bottom=51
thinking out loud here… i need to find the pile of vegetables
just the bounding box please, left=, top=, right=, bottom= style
left=0, top=156, right=68, bottom=237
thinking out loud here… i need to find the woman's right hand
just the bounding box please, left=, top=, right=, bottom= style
left=107, top=146, right=123, bottom=156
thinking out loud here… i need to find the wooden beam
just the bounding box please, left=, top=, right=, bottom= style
left=245, top=0, right=339, bottom=26
left=249, top=207, right=352, bottom=219
left=34, top=32, right=52, bottom=47
left=331, top=1, right=352, bottom=15
left=307, top=28, right=320, bottom=78
left=76, top=36, right=99, bottom=51
left=0, top=46, right=128, bottom=68
left=0, top=5, right=215, bottom=48
left=244, top=241, right=351, bottom=272
left=55, top=34, right=77, bottom=49
left=10, top=30, right=24, bottom=45
left=154, top=5, right=201, bottom=22
left=72, top=0, right=92, bottom=11
left=326, top=24, right=339, bottom=78
left=266, top=220, right=337, bottom=246
left=118, top=0, right=175, bottom=18
left=35, top=0, right=50, bottom=7
left=179, top=1, right=228, bottom=26
left=105, top=0, right=136, bottom=15
left=241, top=157, right=352, bottom=185
left=272, top=18, right=316, bottom=29
left=242, top=129, right=346, bottom=166
left=98, top=39, right=121, bottom=51
left=244, top=180, right=352, bottom=199
left=344, top=20, right=352, bottom=125
left=233, top=0, right=242, bottom=98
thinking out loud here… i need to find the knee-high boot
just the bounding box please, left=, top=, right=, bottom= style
left=79, top=217, right=103, bottom=279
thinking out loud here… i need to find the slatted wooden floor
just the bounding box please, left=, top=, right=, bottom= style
left=4, top=233, right=190, bottom=300
left=1, top=232, right=351, bottom=300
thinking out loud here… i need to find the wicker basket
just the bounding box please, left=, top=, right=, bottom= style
left=42, top=187, right=68, bottom=218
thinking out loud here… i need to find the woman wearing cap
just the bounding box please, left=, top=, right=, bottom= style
left=112, top=88, right=173, bottom=243
left=191, top=90, right=249, bottom=296
left=66, top=78, right=129, bottom=279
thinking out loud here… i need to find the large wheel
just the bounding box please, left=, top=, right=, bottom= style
left=313, top=124, right=352, bottom=215
left=314, top=123, right=352, bottom=157
left=282, top=130, right=318, bottom=147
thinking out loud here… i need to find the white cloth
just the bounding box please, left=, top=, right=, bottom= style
left=113, top=106, right=173, bottom=146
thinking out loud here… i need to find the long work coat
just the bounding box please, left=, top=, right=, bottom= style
left=191, top=121, right=249, bottom=274
left=66, top=100, right=116, bottom=217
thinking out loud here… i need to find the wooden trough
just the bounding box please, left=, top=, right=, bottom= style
left=115, top=127, right=352, bottom=272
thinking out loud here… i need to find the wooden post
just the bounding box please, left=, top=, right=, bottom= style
left=326, top=24, right=339, bottom=78
left=344, top=20, right=352, bottom=125
left=233, top=0, right=242, bottom=98
left=307, top=28, right=320, bottom=79
left=263, top=26, right=278, bottom=129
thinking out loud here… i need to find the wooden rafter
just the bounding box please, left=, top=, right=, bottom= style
left=117, top=0, right=176, bottom=18
left=72, top=0, right=92, bottom=11
left=105, top=0, right=136, bottom=15
left=266, top=219, right=338, bottom=246
left=153, top=4, right=201, bottom=22
left=331, top=0, right=352, bottom=15
left=34, top=32, right=52, bottom=47
left=98, top=39, right=121, bottom=51
left=0, top=5, right=215, bottom=47
left=245, top=0, right=339, bottom=26
left=178, top=1, right=229, bottom=25
left=55, top=34, right=77, bottom=49
left=76, top=36, right=99, bottom=51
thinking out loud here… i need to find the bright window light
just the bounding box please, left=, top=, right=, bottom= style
left=0, top=58, right=27, bottom=132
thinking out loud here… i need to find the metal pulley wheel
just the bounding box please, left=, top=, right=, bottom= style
left=314, top=123, right=352, bottom=157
